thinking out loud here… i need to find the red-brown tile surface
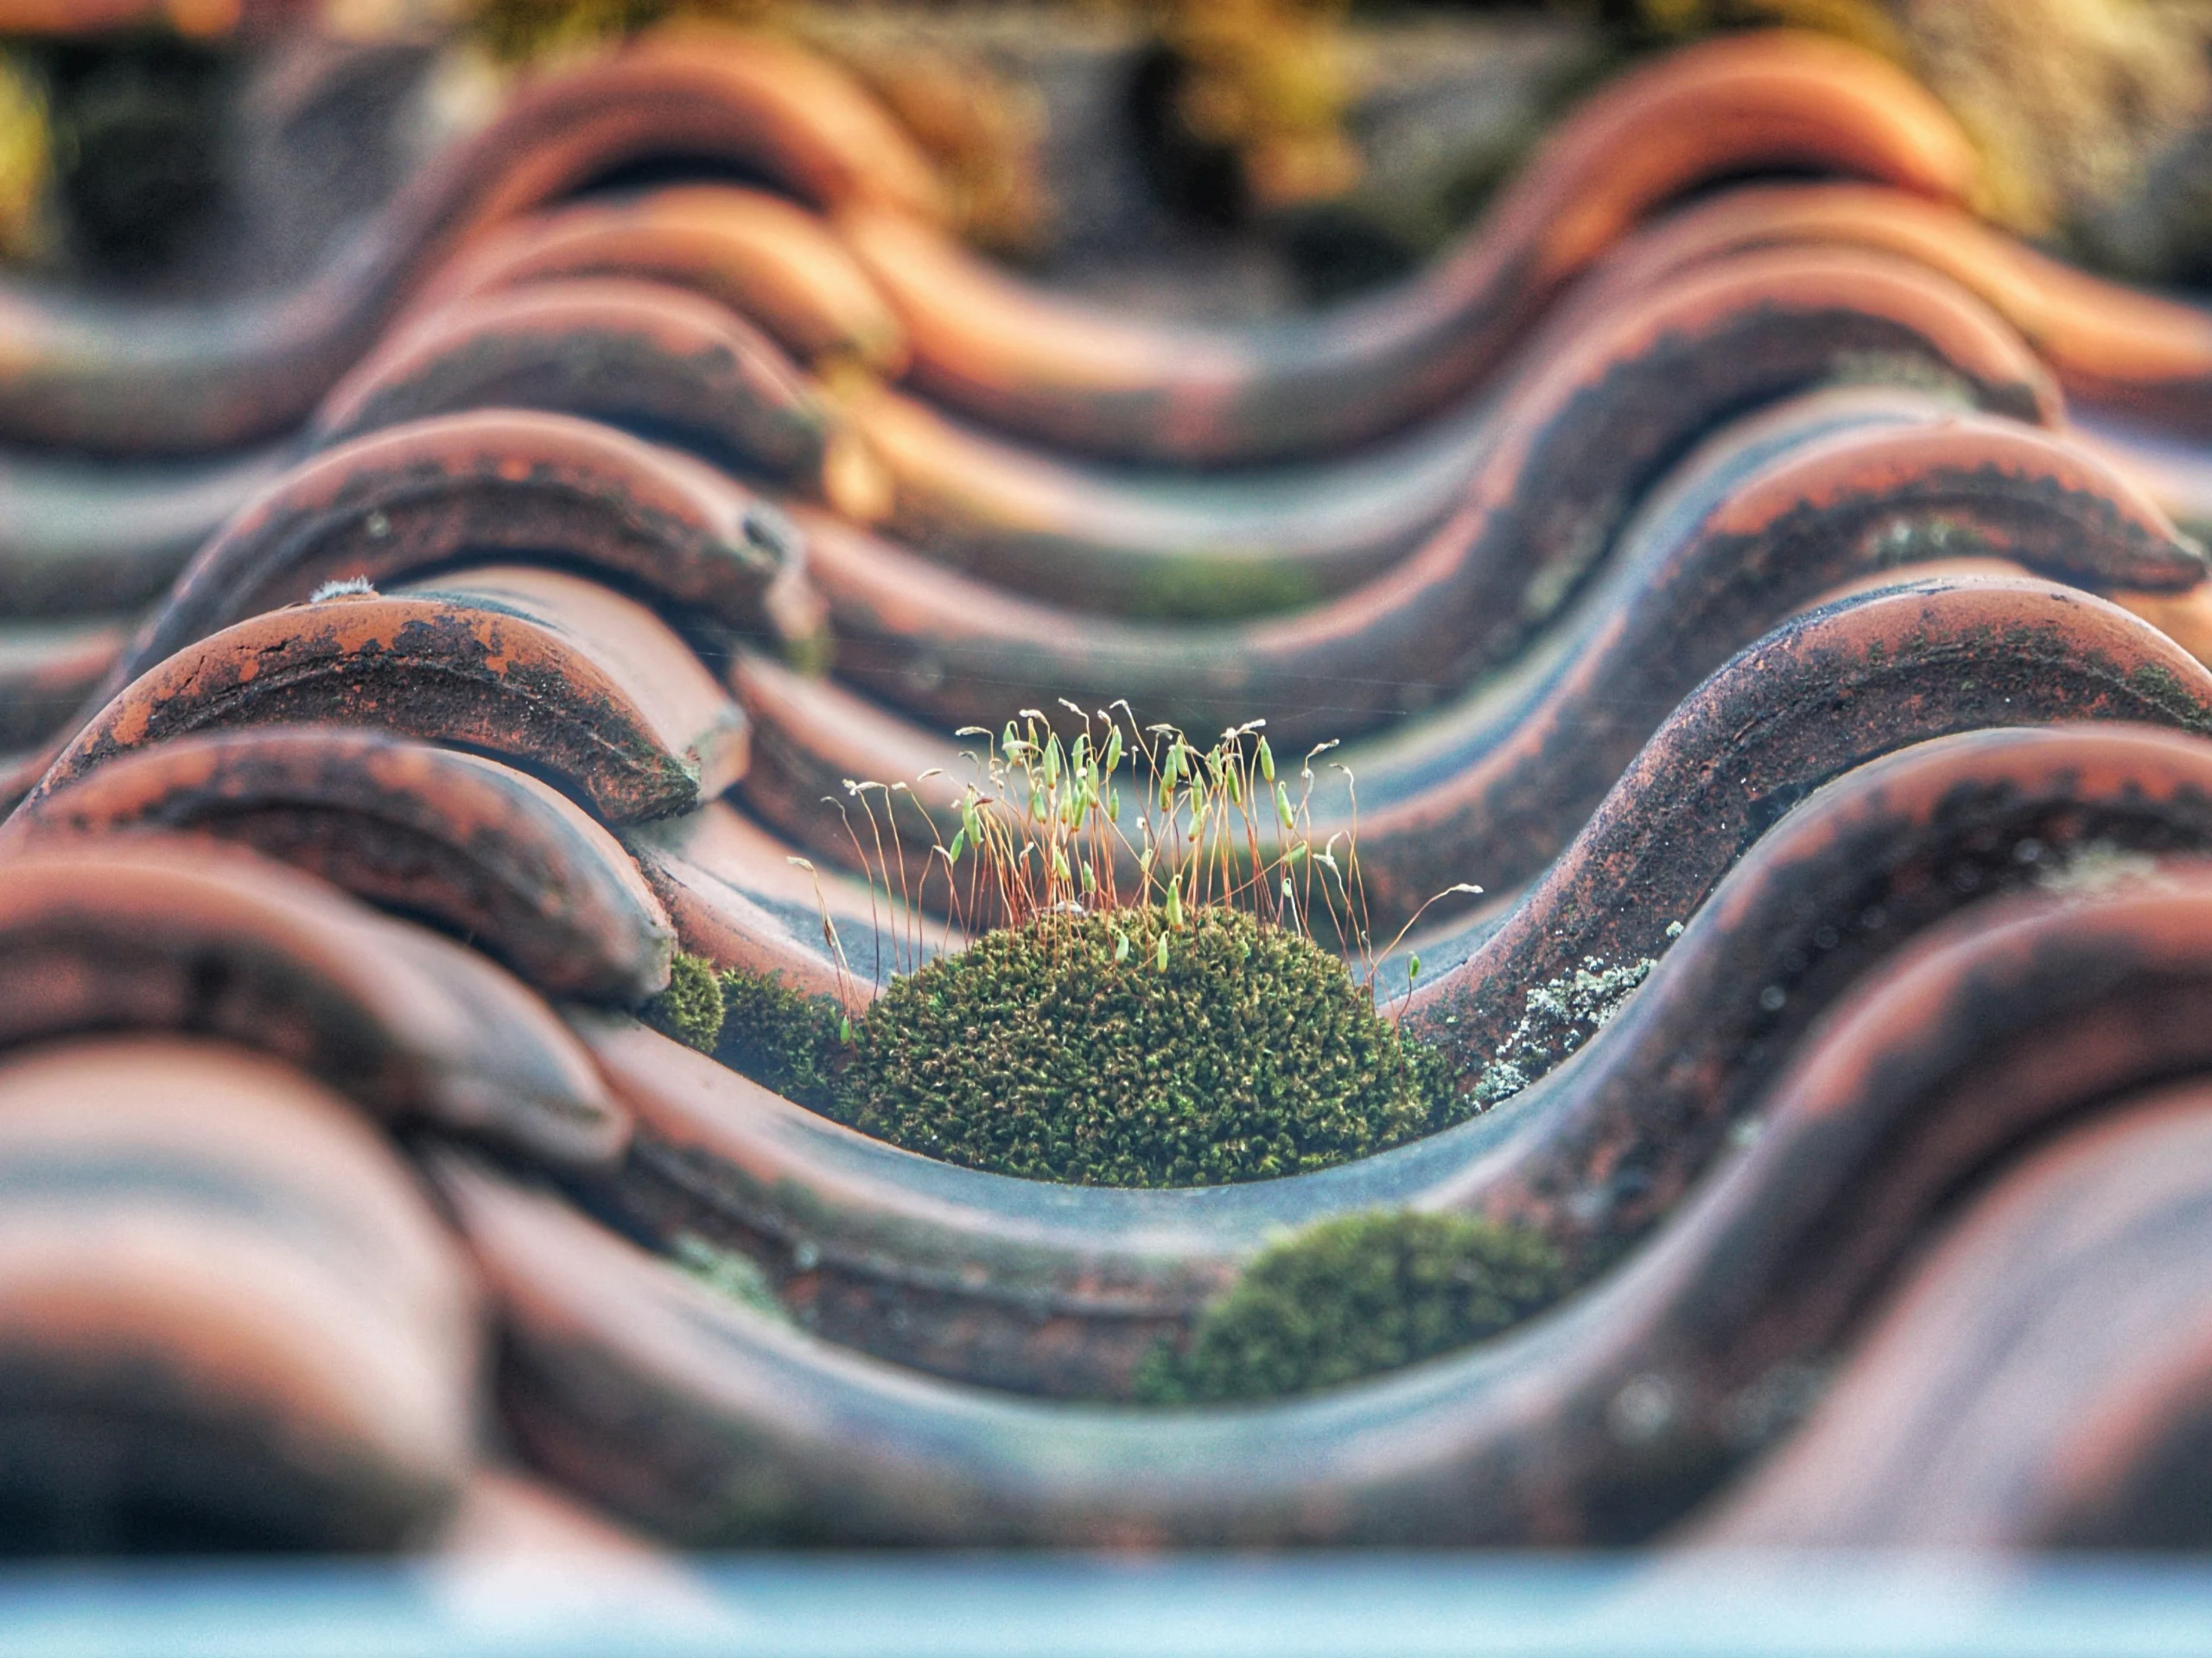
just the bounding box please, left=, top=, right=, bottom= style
left=315, top=280, right=835, bottom=489
left=407, top=186, right=909, bottom=376
left=839, top=30, right=1975, bottom=463
left=3, top=17, right=2212, bottom=1562
left=0, top=26, right=944, bottom=456
left=5, top=726, right=677, bottom=1003
left=106, top=409, right=818, bottom=700
left=0, top=1035, right=478, bottom=1551
left=34, top=571, right=747, bottom=824
left=1568, top=181, right=2212, bottom=440
left=1692, top=1081, right=2212, bottom=1549
left=0, top=619, right=129, bottom=752
left=809, top=397, right=2202, bottom=742
left=0, top=836, right=625, bottom=1163
left=834, top=246, right=2059, bottom=637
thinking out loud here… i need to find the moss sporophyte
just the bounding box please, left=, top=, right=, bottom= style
left=652, top=709, right=1656, bottom=1184
left=646, top=706, right=1654, bottom=1183
left=647, top=706, right=1497, bottom=1187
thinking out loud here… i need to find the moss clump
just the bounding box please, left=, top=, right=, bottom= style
left=715, top=966, right=848, bottom=1115
left=671, top=1232, right=788, bottom=1323
left=1134, top=1210, right=1566, bottom=1404
left=643, top=951, right=725, bottom=1052
left=645, top=956, right=849, bottom=1110
left=838, top=905, right=1452, bottom=1188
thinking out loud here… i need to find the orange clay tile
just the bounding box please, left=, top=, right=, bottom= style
left=0, top=836, right=625, bottom=1163
left=838, top=30, right=1975, bottom=463
left=34, top=568, right=748, bottom=825
left=0, top=1035, right=476, bottom=1551
left=4, top=725, right=676, bottom=1004
left=406, top=186, right=907, bottom=377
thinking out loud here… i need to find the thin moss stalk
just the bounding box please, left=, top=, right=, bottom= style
left=826, top=705, right=1480, bottom=1019
left=1135, top=1210, right=1566, bottom=1404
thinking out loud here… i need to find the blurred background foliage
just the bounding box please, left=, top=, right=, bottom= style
left=0, top=0, right=2206, bottom=294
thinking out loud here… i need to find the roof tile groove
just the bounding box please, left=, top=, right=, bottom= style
left=31, top=569, right=749, bottom=824
left=0, top=1036, right=480, bottom=1553
left=7, top=20, right=2212, bottom=1560
left=595, top=724, right=2212, bottom=1397
left=446, top=867, right=2212, bottom=1547
left=808, top=398, right=2202, bottom=745
left=0, top=619, right=130, bottom=753
left=0, top=837, right=626, bottom=1165
left=833, top=246, right=2061, bottom=626
left=3, top=725, right=677, bottom=1003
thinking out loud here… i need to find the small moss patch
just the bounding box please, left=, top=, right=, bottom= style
left=671, top=1232, right=788, bottom=1324
left=842, top=905, right=1452, bottom=1187
left=1135, top=1210, right=1566, bottom=1404
left=715, top=966, right=848, bottom=1115
left=661, top=931, right=1656, bottom=1185
left=643, top=952, right=724, bottom=1052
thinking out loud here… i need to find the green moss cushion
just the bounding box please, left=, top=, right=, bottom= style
left=1136, top=1210, right=1565, bottom=1403
left=714, top=966, right=847, bottom=1115
left=842, top=905, right=1452, bottom=1187
left=642, top=951, right=724, bottom=1052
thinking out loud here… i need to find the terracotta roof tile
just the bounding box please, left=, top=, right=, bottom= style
left=4, top=20, right=2212, bottom=1560
left=404, top=184, right=909, bottom=378
left=35, top=570, right=749, bottom=823
left=112, top=408, right=816, bottom=696
left=1692, top=1081, right=2212, bottom=1548
left=312, top=278, right=836, bottom=488
left=4, top=725, right=677, bottom=1002
left=0, top=837, right=625, bottom=1162
left=0, top=1035, right=476, bottom=1551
